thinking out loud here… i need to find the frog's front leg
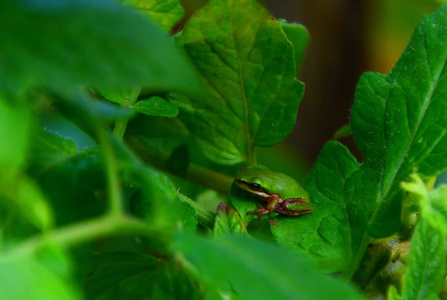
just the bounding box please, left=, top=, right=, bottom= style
left=247, top=194, right=282, bottom=220
left=275, top=197, right=313, bottom=216
left=246, top=206, right=271, bottom=220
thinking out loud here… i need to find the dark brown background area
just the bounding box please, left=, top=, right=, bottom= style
left=266, top=0, right=367, bottom=162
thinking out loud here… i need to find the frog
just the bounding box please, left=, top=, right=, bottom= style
left=235, top=164, right=313, bottom=220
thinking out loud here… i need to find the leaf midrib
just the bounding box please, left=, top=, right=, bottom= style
left=228, top=1, right=253, bottom=163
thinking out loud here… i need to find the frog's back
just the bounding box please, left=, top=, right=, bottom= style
left=270, top=172, right=308, bottom=200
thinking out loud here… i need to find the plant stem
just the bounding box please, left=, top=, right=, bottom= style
left=8, top=215, right=158, bottom=258
left=113, top=87, right=141, bottom=140
left=127, top=136, right=233, bottom=194
left=98, top=129, right=123, bottom=216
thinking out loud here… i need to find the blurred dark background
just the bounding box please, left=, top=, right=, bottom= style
left=179, top=0, right=442, bottom=173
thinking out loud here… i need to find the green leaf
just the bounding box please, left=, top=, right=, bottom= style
left=131, top=97, right=179, bottom=117
left=11, top=176, right=54, bottom=231
left=280, top=22, right=310, bottom=71
left=173, top=0, right=304, bottom=164
left=0, top=116, right=56, bottom=233
left=0, top=99, right=31, bottom=183
left=172, top=234, right=364, bottom=299
left=0, top=254, right=79, bottom=300
left=271, top=141, right=360, bottom=272
left=27, top=123, right=105, bottom=227
left=32, top=148, right=106, bottom=226
left=85, top=251, right=202, bottom=299
left=400, top=218, right=446, bottom=300
left=122, top=0, right=185, bottom=31
left=99, top=88, right=136, bottom=105
left=0, top=0, right=199, bottom=94
left=85, top=251, right=159, bottom=298
left=35, top=245, right=73, bottom=280
left=213, top=203, right=248, bottom=236
left=0, top=175, right=54, bottom=248
left=333, top=124, right=352, bottom=140
left=388, top=286, right=402, bottom=300
left=28, top=127, right=78, bottom=175
left=351, top=3, right=447, bottom=238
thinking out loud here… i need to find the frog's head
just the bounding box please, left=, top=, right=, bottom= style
left=235, top=164, right=275, bottom=198
left=235, top=164, right=309, bottom=201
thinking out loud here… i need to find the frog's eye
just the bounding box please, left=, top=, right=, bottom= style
left=250, top=183, right=262, bottom=191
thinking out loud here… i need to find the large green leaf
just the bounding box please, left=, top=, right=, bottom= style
left=172, top=234, right=363, bottom=300
left=351, top=3, right=447, bottom=238
left=122, top=0, right=185, bottom=31
left=0, top=0, right=199, bottom=94
left=399, top=218, right=446, bottom=300
left=271, top=141, right=360, bottom=272
left=173, top=0, right=304, bottom=164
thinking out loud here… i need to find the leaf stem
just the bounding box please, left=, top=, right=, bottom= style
left=98, top=129, right=123, bottom=216
left=113, top=87, right=141, bottom=140
left=7, top=215, right=159, bottom=258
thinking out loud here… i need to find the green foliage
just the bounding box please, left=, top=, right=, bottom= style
left=0, top=0, right=199, bottom=94
left=1, top=0, right=447, bottom=299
